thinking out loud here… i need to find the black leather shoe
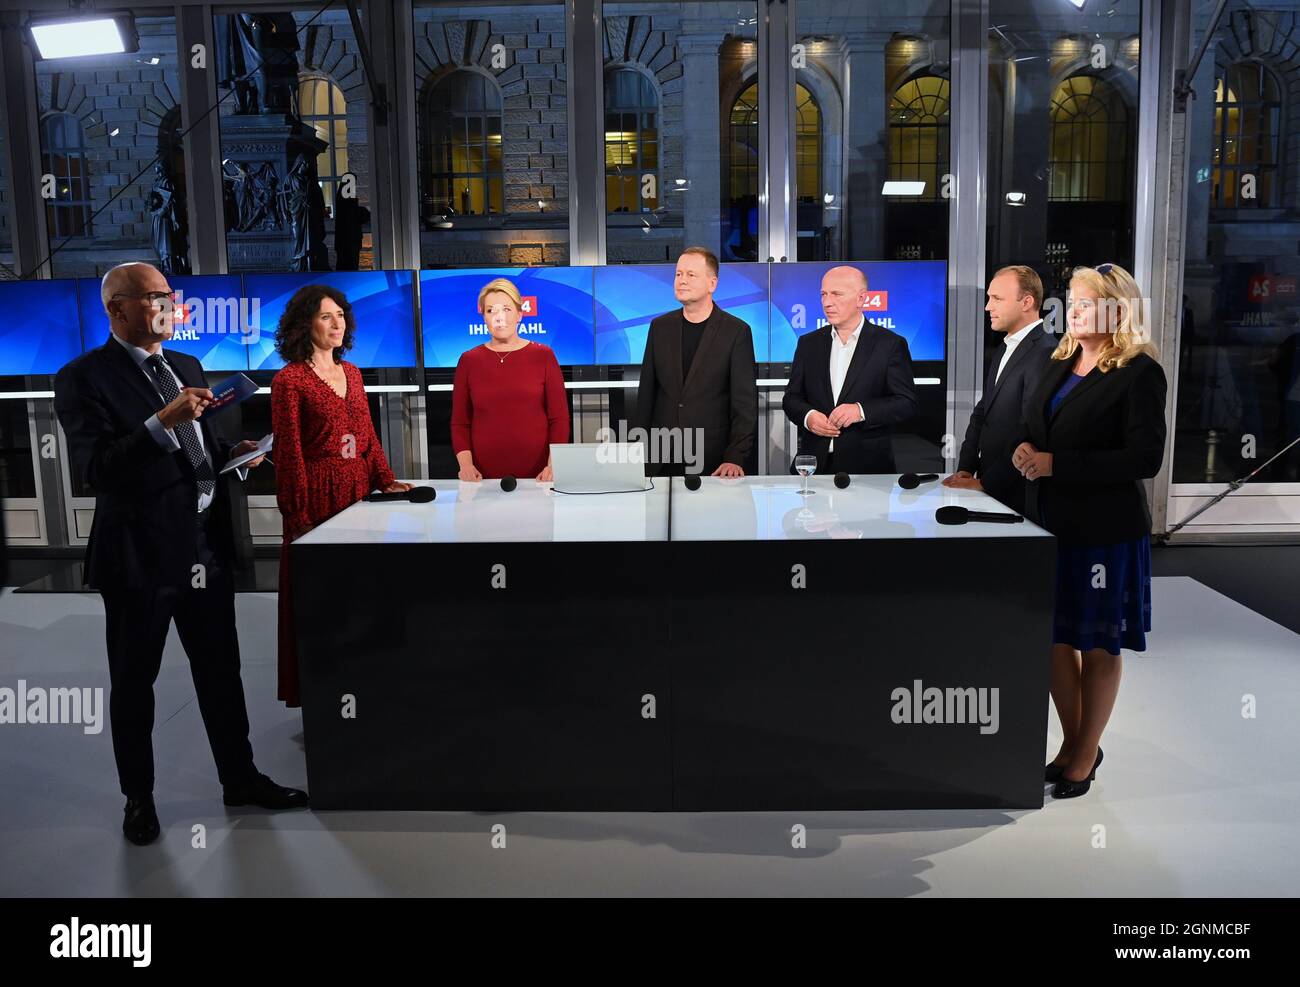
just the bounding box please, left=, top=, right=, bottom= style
left=1045, top=746, right=1102, bottom=784
left=223, top=772, right=309, bottom=810
left=1052, top=747, right=1104, bottom=799
left=123, top=797, right=161, bottom=845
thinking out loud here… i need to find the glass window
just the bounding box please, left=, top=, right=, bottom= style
left=987, top=0, right=1141, bottom=305
left=216, top=9, right=374, bottom=271
left=1174, top=3, right=1299, bottom=485
left=414, top=3, right=568, bottom=267
left=31, top=14, right=183, bottom=278
left=604, top=2, right=759, bottom=264
left=793, top=9, right=952, bottom=263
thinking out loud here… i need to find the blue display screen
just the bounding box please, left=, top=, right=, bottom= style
left=593, top=263, right=770, bottom=364
left=77, top=274, right=251, bottom=371
left=769, top=261, right=947, bottom=362
left=0, top=280, right=84, bottom=376
left=242, top=270, right=417, bottom=370
left=419, top=267, right=596, bottom=367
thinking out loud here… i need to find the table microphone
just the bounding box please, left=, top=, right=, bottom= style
left=935, top=505, right=1023, bottom=525
left=834, top=472, right=851, bottom=489
left=898, top=472, right=939, bottom=489
left=365, top=486, right=436, bottom=503
left=684, top=474, right=702, bottom=490
left=500, top=475, right=517, bottom=492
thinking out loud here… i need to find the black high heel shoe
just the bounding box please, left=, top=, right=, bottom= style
left=1045, top=746, right=1102, bottom=785
left=1051, top=747, right=1104, bottom=799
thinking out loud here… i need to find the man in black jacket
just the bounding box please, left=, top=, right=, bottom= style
left=634, top=247, right=758, bottom=476
left=944, top=265, right=1057, bottom=512
left=54, top=262, right=307, bottom=846
left=782, top=265, right=918, bottom=473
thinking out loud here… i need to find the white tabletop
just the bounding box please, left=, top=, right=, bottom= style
left=669, top=475, right=1052, bottom=541
left=294, top=478, right=671, bottom=544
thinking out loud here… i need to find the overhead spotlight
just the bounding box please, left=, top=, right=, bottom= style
left=823, top=192, right=835, bottom=204
left=881, top=180, right=926, bottom=196
left=1005, top=191, right=1027, bottom=206
left=27, top=11, right=139, bottom=59
left=670, top=177, right=691, bottom=192
left=1067, top=0, right=1087, bottom=10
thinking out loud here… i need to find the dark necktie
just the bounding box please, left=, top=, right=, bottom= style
left=145, top=353, right=215, bottom=500
left=986, top=339, right=1008, bottom=393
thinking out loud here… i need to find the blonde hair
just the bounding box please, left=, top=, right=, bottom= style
left=1054, top=263, right=1158, bottom=372
left=477, top=277, right=522, bottom=313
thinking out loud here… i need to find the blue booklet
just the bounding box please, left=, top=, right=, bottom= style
left=206, top=372, right=259, bottom=414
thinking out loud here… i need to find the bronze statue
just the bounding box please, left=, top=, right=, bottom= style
left=215, top=13, right=301, bottom=115
left=148, top=163, right=190, bottom=274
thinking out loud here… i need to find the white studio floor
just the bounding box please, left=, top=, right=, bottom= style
left=0, top=576, right=1296, bottom=898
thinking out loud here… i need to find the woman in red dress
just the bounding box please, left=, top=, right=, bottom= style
left=451, top=277, right=570, bottom=480
left=271, top=284, right=410, bottom=706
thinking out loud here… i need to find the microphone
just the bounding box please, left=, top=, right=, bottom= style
left=684, top=474, right=702, bottom=491
left=834, top=472, right=851, bottom=489
left=935, top=505, right=1023, bottom=525
left=500, top=475, right=517, bottom=492
left=365, top=486, right=436, bottom=503
left=898, top=472, right=940, bottom=490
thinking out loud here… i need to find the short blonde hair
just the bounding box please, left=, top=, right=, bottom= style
left=477, top=277, right=522, bottom=313
left=1054, top=263, right=1158, bottom=372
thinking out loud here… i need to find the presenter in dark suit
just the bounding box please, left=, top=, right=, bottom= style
left=782, top=265, right=918, bottom=473
left=944, top=265, right=1057, bottom=512
left=54, top=262, right=308, bottom=846
left=633, top=247, right=757, bottom=476
left=1012, top=263, right=1167, bottom=801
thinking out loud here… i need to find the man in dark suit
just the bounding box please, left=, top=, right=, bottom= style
left=782, top=265, right=918, bottom=473
left=944, top=265, right=1058, bottom=513
left=634, top=247, right=758, bottom=476
left=54, top=262, right=308, bottom=846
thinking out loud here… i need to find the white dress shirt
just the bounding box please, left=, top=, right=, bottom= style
left=112, top=333, right=217, bottom=512
left=804, top=315, right=866, bottom=451
left=994, top=319, right=1042, bottom=385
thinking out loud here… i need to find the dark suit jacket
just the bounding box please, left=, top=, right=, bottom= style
left=633, top=305, right=758, bottom=474
left=957, top=322, right=1057, bottom=512
left=1020, top=352, right=1168, bottom=545
left=54, top=336, right=242, bottom=591
left=782, top=321, right=918, bottom=473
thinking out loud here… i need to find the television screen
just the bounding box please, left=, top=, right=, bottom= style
left=0, top=279, right=84, bottom=376
left=242, top=270, right=418, bottom=370
left=77, top=274, right=251, bottom=371
left=769, top=261, right=947, bottom=363
left=594, top=262, right=770, bottom=363
left=419, top=267, right=596, bottom=367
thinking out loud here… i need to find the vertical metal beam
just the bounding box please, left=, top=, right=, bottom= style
left=945, top=0, right=988, bottom=469
left=567, top=0, right=605, bottom=264
left=177, top=4, right=229, bottom=274
left=1132, top=0, right=1162, bottom=297
left=0, top=12, right=52, bottom=280
left=367, top=0, right=420, bottom=270
left=761, top=0, right=793, bottom=263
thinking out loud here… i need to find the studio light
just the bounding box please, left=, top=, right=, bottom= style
left=1067, top=0, right=1087, bottom=11
left=1005, top=191, right=1027, bottom=206
left=881, top=180, right=926, bottom=197
left=27, top=12, right=139, bottom=60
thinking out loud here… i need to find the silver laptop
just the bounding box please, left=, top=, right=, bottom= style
left=550, top=442, right=651, bottom=494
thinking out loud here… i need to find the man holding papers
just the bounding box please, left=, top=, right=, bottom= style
left=54, top=262, right=308, bottom=847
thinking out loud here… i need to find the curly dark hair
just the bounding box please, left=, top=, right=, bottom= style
left=273, top=284, right=356, bottom=364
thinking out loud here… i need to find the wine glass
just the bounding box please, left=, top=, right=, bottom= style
left=795, top=454, right=817, bottom=496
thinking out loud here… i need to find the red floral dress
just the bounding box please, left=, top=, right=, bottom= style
left=271, top=360, right=395, bottom=707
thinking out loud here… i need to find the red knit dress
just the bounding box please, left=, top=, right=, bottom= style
left=271, top=360, right=395, bottom=707
left=450, top=341, right=570, bottom=478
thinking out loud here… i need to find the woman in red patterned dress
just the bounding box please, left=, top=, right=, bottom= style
left=271, top=284, right=410, bottom=706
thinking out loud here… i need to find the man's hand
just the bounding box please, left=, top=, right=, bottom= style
left=828, top=403, right=862, bottom=428
left=230, top=439, right=266, bottom=469
left=806, top=410, right=841, bottom=438
left=712, top=462, right=744, bottom=478
left=158, top=387, right=212, bottom=429
left=942, top=470, right=981, bottom=490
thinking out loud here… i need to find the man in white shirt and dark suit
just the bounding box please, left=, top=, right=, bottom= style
left=944, top=264, right=1058, bottom=512
left=782, top=265, right=918, bottom=474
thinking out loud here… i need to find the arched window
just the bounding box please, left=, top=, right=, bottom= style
left=729, top=81, right=760, bottom=206
left=795, top=83, right=821, bottom=202
left=1213, top=61, right=1281, bottom=208
left=298, top=74, right=348, bottom=214
left=41, top=112, right=92, bottom=238
left=605, top=68, right=659, bottom=213
left=427, top=70, right=503, bottom=217
left=1048, top=75, right=1130, bottom=202
left=889, top=74, right=950, bottom=201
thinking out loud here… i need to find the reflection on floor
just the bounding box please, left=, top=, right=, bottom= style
left=0, top=577, right=1296, bottom=897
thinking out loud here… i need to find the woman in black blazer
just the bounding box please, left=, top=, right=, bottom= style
left=1012, top=263, right=1167, bottom=800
